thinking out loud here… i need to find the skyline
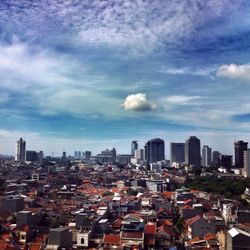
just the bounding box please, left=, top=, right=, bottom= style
left=5, top=136, right=247, bottom=160
left=1, top=1, right=250, bottom=154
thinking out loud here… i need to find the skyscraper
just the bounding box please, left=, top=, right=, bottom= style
left=85, top=151, right=91, bottom=160
left=15, top=138, right=26, bottom=162
left=131, top=140, right=138, bottom=156
left=219, top=154, right=232, bottom=169
left=135, top=149, right=144, bottom=160
left=170, top=142, right=185, bottom=164
left=212, top=151, right=220, bottom=166
left=234, top=140, right=248, bottom=168
left=145, top=138, right=165, bottom=164
left=185, top=136, right=201, bottom=166
left=202, top=145, right=212, bottom=167
left=243, top=149, right=250, bottom=178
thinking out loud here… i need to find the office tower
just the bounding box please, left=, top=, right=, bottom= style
left=145, top=138, right=165, bottom=164
left=135, top=149, right=144, bottom=160
left=202, top=145, right=212, bottom=167
left=144, top=143, right=148, bottom=161
left=74, top=151, right=77, bottom=159
left=185, top=136, right=201, bottom=166
left=62, top=151, right=66, bottom=159
left=212, top=151, right=220, bottom=166
left=219, top=154, right=232, bottom=169
left=78, top=151, right=81, bottom=159
left=85, top=151, right=91, bottom=160
left=234, top=140, right=248, bottom=168
left=243, top=149, right=250, bottom=178
left=170, top=143, right=185, bottom=164
left=62, top=151, right=66, bottom=160
left=131, top=140, right=138, bottom=156
left=15, top=138, right=26, bottom=162
left=25, top=151, right=38, bottom=162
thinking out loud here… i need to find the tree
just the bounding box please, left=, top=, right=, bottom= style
left=102, top=191, right=114, bottom=197
left=175, top=217, right=185, bottom=235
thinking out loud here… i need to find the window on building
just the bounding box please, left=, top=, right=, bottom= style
left=81, top=238, right=85, bottom=244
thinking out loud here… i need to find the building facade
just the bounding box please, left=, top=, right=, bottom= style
left=15, top=138, right=26, bottom=162
left=212, top=151, right=220, bottom=166
left=145, top=138, right=165, bottom=164
left=131, top=141, right=138, bottom=156
left=170, top=142, right=185, bottom=164
left=243, top=149, right=250, bottom=178
left=202, top=145, right=212, bottom=167
left=234, top=140, right=248, bottom=168
left=185, top=136, right=201, bottom=166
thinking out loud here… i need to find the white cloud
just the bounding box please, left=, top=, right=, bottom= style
left=161, top=66, right=215, bottom=77
left=0, top=0, right=239, bottom=54
left=217, top=63, right=250, bottom=80
left=0, top=41, right=123, bottom=118
left=122, top=93, right=157, bottom=111
left=165, top=95, right=202, bottom=105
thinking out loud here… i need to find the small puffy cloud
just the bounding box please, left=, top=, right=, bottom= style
left=166, top=95, right=202, bottom=105
left=122, top=93, right=156, bottom=111
left=216, top=63, right=250, bottom=80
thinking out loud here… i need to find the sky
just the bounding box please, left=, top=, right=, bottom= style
left=1, top=0, right=250, bottom=157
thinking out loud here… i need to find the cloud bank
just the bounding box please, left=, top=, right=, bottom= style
left=217, top=63, right=250, bottom=80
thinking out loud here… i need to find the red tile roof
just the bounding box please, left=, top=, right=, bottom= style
left=204, top=233, right=217, bottom=241
left=157, top=225, right=175, bottom=237
left=121, top=231, right=143, bottom=240
left=162, top=191, right=173, bottom=199
left=191, top=189, right=200, bottom=193
left=29, top=243, right=43, bottom=250
left=183, top=205, right=193, bottom=210
left=103, top=234, right=121, bottom=245
left=184, top=199, right=193, bottom=204
left=163, top=220, right=173, bottom=226
left=112, top=218, right=122, bottom=229
left=145, top=223, right=156, bottom=235
left=185, top=215, right=202, bottom=227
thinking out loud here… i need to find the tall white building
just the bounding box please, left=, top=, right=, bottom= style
left=202, top=145, right=212, bottom=167
left=135, top=149, right=144, bottom=160
left=15, top=138, right=26, bottom=162
left=243, top=149, right=250, bottom=178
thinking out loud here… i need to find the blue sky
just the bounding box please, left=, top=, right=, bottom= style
left=1, top=0, right=250, bottom=156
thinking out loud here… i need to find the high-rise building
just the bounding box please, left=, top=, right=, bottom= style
left=15, top=138, right=26, bottom=162
left=185, top=136, right=201, bottom=166
left=78, top=151, right=81, bottom=159
left=145, top=138, right=165, bottom=164
left=74, top=151, right=78, bottom=159
left=131, top=141, right=138, bottom=156
left=25, top=151, right=39, bottom=162
left=85, top=151, right=91, bottom=160
left=243, top=149, right=250, bottom=178
left=170, top=142, right=185, bottom=164
left=219, top=154, right=232, bottom=169
left=212, top=151, right=220, bottom=166
left=234, top=140, right=248, bottom=168
left=135, top=149, right=144, bottom=160
left=202, top=145, right=212, bottom=167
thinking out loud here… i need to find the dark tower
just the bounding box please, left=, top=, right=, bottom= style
left=145, top=138, right=165, bottom=164
left=185, top=136, right=201, bottom=166
left=131, top=141, right=138, bottom=156
left=234, top=140, right=248, bottom=168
